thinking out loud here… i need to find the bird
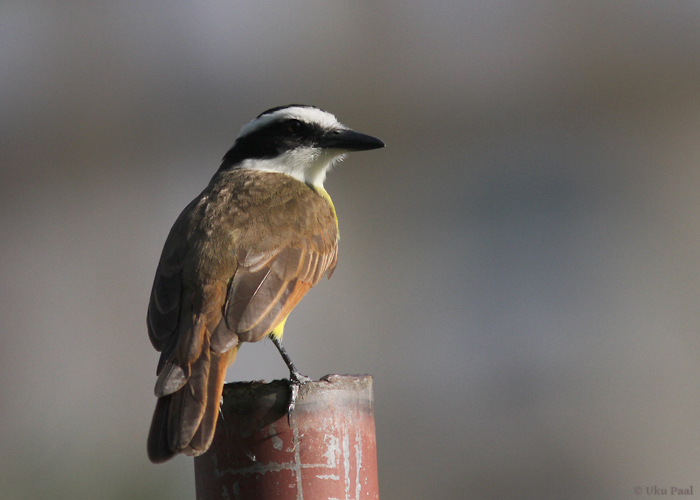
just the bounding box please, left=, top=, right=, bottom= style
left=145, top=105, right=384, bottom=463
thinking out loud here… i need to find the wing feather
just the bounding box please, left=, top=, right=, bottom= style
left=237, top=270, right=290, bottom=332
left=147, top=200, right=193, bottom=350
left=223, top=224, right=337, bottom=343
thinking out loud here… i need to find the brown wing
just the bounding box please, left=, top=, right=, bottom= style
left=211, top=181, right=339, bottom=348
left=212, top=232, right=337, bottom=347
left=147, top=196, right=236, bottom=462
left=147, top=198, right=196, bottom=374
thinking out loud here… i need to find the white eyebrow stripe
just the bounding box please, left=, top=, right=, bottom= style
left=237, top=106, right=344, bottom=138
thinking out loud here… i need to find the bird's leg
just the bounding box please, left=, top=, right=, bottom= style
left=271, top=336, right=311, bottom=384
left=271, top=336, right=311, bottom=415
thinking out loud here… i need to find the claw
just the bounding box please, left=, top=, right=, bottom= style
left=290, top=370, right=312, bottom=386
left=288, top=381, right=300, bottom=415
left=287, top=370, right=311, bottom=416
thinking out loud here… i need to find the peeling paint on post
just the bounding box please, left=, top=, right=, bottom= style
left=194, top=374, right=379, bottom=500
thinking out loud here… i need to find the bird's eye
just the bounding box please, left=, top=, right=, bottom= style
left=286, top=119, right=302, bottom=133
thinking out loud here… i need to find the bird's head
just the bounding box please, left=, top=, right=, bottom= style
left=221, top=105, right=384, bottom=187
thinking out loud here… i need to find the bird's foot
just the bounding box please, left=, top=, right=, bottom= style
left=289, top=368, right=312, bottom=386
left=287, top=369, right=311, bottom=415
left=270, top=336, right=311, bottom=417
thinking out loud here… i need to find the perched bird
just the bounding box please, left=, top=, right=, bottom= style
left=146, top=105, right=384, bottom=463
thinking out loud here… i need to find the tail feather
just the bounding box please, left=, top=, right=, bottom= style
left=147, top=344, right=239, bottom=462
left=184, top=347, right=238, bottom=455
left=147, top=395, right=176, bottom=463
left=167, top=344, right=210, bottom=451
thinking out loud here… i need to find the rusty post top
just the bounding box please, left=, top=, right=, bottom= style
left=220, top=374, right=374, bottom=414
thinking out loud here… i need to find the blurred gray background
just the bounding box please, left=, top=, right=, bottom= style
left=2, top=2, right=700, bottom=499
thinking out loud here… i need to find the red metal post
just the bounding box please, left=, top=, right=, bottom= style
left=194, top=374, right=379, bottom=500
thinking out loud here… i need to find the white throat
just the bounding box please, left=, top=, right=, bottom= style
left=239, top=147, right=346, bottom=187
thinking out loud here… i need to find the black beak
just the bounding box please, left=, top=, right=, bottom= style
left=318, top=128, right=385, bottom=152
